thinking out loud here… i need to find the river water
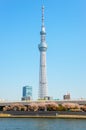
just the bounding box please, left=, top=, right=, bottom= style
left=0, top=118, right=86, bottom=130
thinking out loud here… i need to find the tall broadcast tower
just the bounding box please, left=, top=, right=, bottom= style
left=38, top=6, right=48, bottom=99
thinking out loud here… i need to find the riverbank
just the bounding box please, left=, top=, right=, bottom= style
left=1, top=113, right=86, bottom=119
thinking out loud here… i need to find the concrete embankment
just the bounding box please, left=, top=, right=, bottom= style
left=0, top=111, right=86, bottom=119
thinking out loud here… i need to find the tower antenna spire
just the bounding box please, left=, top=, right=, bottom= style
left=42, top=5, right=44, bottom=26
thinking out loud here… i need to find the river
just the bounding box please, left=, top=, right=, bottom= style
left=0, top=118, right=86, bottom=130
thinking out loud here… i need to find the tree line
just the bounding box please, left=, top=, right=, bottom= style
left=2, top=102, right=86, bottom=112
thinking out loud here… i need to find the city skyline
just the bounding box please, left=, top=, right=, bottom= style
left=0, top=0, right=86, bottom=101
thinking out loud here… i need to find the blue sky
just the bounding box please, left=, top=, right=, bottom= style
left=0, top=0, right=86, bottom=101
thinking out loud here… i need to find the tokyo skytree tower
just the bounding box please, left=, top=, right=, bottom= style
left=38, top=6, right=48, bottom=99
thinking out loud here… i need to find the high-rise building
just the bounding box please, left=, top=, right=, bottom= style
left=38, top=6, right=48, bottom=99
left=22, top=85, right=32, bottom=100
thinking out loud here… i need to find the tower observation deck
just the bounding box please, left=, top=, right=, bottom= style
left=38, top=6, right=48, bottom=99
